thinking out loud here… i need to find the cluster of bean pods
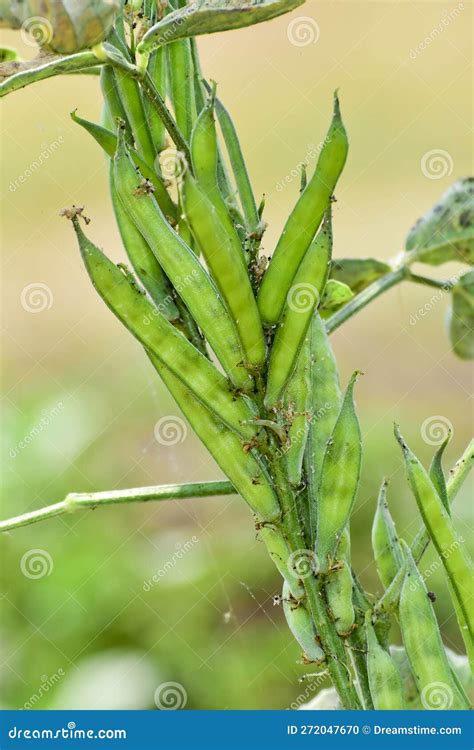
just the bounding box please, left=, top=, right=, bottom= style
left=3, top=0, right=471, bottom=711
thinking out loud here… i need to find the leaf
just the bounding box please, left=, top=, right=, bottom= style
left=320, top=279, right=354, bottom=313
left=138, top=0, right=304, bottom=53
left=330, top=258, right=391, bottom=294
left=447, top=270, right=474, bottom=360
left=405, top=178, right=474, bottom=266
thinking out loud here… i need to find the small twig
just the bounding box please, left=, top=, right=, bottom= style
left=0, top=480, right=235, bottom=533
left=0, top=50, right=105, bottom=97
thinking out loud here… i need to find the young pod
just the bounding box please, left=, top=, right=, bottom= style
left=282, top=582, right=325, bottom=664
left=304, top=311, right=342, bottom=544
left=264, top=209, right=332, bottom=407
left=183, top=173, right=266, bottom=369
left=325, top=560, right=355, bottom=636
left=258, top=93, right=348, bottom=325
left=399, top=546, right=469, bottom=709
left=258, top=526, right=304, bottom=600
left=113, top=133, right=254, bottom=392
left=71, top=218, right=257, bottom=440
left=371, top=479, right=404, bottom=590
left=396, top=426, right=474, bottom=649
left=1, top=0, right=119, bottom=53
left=151, top=357, right=281, bottom=524
left=316, top=372, right=362, bottom=573
left=365, top=612, right=406, bottom=709
left=284, top=334, right=312, bottom=486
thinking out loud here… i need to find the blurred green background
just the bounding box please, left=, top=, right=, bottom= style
left=1, top=1, right=472, bottom=710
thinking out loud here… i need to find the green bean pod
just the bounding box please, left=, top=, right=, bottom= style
left=71, top=218, right=256, bottom=440
left=282, top=581, right=325, bottom=664
left=429, top=433, right=450, bottom=513
left=399, top=546, right=469, bottom=709
left=264, top=210, right=332, bottom=406
left=113, top=68, right=156, bottom=167
left=113, top=133, right=254, bottom=392
left=258, top=525, right=304, bottom=600
left=167, top=39, right=195, bottom=142
left=371, top=479, right=404, bottom=590
left=365, top=612, right=406, bottom=709
left=396, top=427, right=474, bottom=648
left=284, top=333, right=311, bottom=486
left=258, top=94, right=348, bottom=325
left=325, top=560, right=355, bottom=636
left=145, top=47, right=167, bottom=153
left=100, top=66, right=133, bottom=140
left=183, top=173, right=266, bottom=368
left=71, top=110, right=177, bottom=223
left=150, top=356, right=280, bottom=523
left=304, top=311, right=342, bottom=544
left=316, top=372, right=361, bottom=572
left=109, top=168, right=179, bottom=323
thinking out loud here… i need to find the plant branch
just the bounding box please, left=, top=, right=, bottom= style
left=0, top=480, right=235, bottom=533
left=140, top=71, right=192, bottom=167
left=0, top=51, right=104, bottom=97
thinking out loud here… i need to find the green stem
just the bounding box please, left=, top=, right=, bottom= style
left=0, top=51, right=104, bottom=97
left=405, top=271, right=452, bottom=290
left=0, top=481, right=235, bottom=533
left=325, top=267, right=406, bottom=334
left=374, top=439, right=473, bottom=617
left=140, top=71, right=192, bottom=168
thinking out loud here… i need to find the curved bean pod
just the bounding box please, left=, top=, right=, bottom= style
left=365, top=612, right=405, bottom=709
left=371, top=479, right=404, bottom=589
left=258, top=525, right=304, bottom=600
left=396, top=427, right=474, bottom=648
left=304, top=311, right=342, bottom=545
left=399, top=546, right=469, bottom=709
left=183, top=173, right=266, bottom=368
left=71, top=218, right=256, bottom=440
left=316, top=372, right=361, bottom=573
left=114, top=67, right=156, bottom=167
left=264, top=210, right=332, bottom=406
left=284, top=333, right=311, bottom=486
left=145, top=47, right=167, bottom=153
left=113, top=133, right=254, bottom=392
left=167, top=39, right=195, bottom=142
left=109, top=169, right=178, bottom=322
left=325, top=561, right=355, bottom=636
left=282, top=581, right=325, bottom=664
left=258, top=94, right=348, bottom=325
left=429, top=433, right=450, bottom=513
left=150, top=355, right=280, bottom=523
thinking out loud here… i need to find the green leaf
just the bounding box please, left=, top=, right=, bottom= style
left=138, top=0, right=304, bottom=53
left=0, top=46, right=20, bottom=62
left=330, top=258, right=391, bottom=294
left=405, top=178, right=474, bottom=266
left=447, top=270, right=474, bottom=360
left=319, top=279, right=353, bottom=318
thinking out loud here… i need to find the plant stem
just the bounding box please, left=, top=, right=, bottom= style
left=325, top=267, right=406, bottom=335
left=405, top=271, right=452, bottom=290
left=140, top=71, right=192, bottom=167
left=0, top=52, right=104, bottom=97
left=0, top=480, right=235, bottom=533
left=374, top=439, right=473, bottom=617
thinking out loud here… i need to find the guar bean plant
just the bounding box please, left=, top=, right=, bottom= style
left=1, top=0, right=473, bottom=711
